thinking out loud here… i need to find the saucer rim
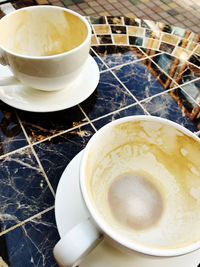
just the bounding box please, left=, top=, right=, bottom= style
left=0, top=55, right=99, bottom=112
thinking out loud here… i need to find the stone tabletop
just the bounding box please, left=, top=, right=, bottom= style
left=0, top=3, right=199, bottom=267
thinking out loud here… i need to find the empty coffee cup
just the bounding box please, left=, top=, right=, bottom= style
left=54, top=115, right=200, bottom=266
left=0, top=6, right=91, bottom=91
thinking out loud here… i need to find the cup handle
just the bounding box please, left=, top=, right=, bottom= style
left=53, top=218, right=103, bottom=267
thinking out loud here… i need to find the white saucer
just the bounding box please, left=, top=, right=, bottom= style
left=55, top=150, right=200, bottom=267
left=0, top=55, right=99, bottom=112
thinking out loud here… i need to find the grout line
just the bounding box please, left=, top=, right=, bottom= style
left=90, top=48, right=170, bottom=115
left=138, top=85, right=181, bottom=104
left=31, top=120, right=91, bottom=147
left=90, top=22, right=100, bottom=46
left=0, top=143, right=31, bottom=161
left=108, top=68, right=150, bottom=115
left=91, top=45, right=163, bottom=73
left=78, top=105, right=97, bottom=132
left=90, top=46, right=108, bottom=70
left=89, top=102, right=150, bottom=124
left=16, top=112, right=56, bottom=198
left=108, top=53, right=162, bottom=71
left=0, top=206, right=54, bottom=236
left=0, top=121, right=92, bottom=161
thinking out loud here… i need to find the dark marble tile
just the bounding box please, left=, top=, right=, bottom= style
left=0, top=209, right=59, bottom=267
left=92, top=45, right=145, bottom=68
left=80, top=70, right=135, bottom=120
left=129, top=36, right=143, bottom=46
left=113, top=60, right=165, bottom=101
left=0, top=104, right=28, bottom=155
left=97, top=35, right=112, bottom=44
left=90, top=49, right=107, bottom=71
left=18, top=106, right=86, bottom=143
left=0, top=147, right=54, bottom=231
left=107, top=16, right=123, bottom=25
left=142, top=92, right=199, bottom=132
left=111, top=25, right=126, bottom=34
left=89, top=16, right=106, bottom=24
left=34, top=124, right=95, bottom=191
left=92, top=104, right=146, bottom=130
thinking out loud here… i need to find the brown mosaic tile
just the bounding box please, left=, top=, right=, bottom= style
left=91, top=34, right=98, bottom=45
left=162, top=33, right=179, bottom=45
left=160, top=42, right=175, bottom=53
left=124, top=17, right=140, bottom=26
left=107, top=16, right=123, bottom=25
left=97, top=34, right=113, bottom=44
left=128, top=26, right=144, bottom=36
left=89, top=16, right=107, bottom=24
left=129, top=36, right=143, bottom=46
left=195, top=45, right=200, bottom=56
left=143, top=38, right=160, bottom=49
left=187, top=42, right=198, bottom=51
left=189, top=53, right=200, bottom=67
left=111, top=25, right=126, bottom=34
left=113, top=34, right=128, bottom=44
left=178, top=39, right=189, bottom=49
left=93, top=25, right=111, bottom=34
left=173, top=47, right=191, bottom=61
left=145, top=29, right=161, bottom=39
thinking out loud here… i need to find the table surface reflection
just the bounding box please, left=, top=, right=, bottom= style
left=0, top=4, right=199, bottom=267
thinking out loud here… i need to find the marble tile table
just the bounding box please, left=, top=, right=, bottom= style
left=0, top=6, right=199, bottom=267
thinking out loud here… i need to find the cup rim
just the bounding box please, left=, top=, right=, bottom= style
left=0, top=5, right=91, bottom=59
left=80, top=115, right=200, bottom=257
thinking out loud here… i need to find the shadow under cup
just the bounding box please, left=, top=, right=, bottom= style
left=81, top=116, right=200, bottom=256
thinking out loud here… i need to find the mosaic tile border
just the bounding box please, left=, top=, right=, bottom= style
left=89, top=17, right=200, bottom=68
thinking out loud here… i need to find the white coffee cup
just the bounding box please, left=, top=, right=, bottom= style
left=54, top=115, right=200, bottom=266
left=0, top=6, right=91, bottom=91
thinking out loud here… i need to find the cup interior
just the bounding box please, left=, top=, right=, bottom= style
left=0, top=6, right=88, bottom=57
left=81, top=116, right=200, bottom=256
